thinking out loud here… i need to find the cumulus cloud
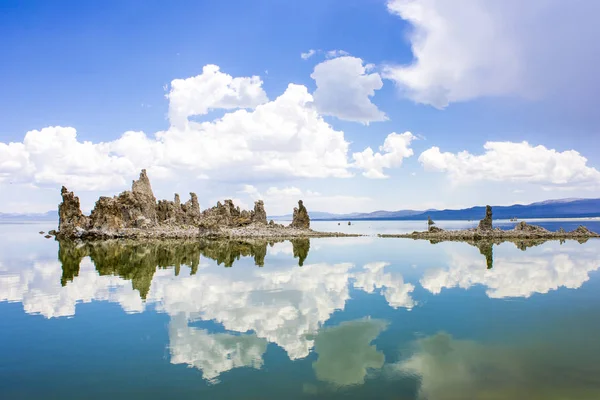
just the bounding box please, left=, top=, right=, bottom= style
left=419, top=141, right=600, bottom=187
left=352, top=132, right=415, bottom=178
left=1, top=66, right=368, bottom=193
left=311, top=56, right=387, bottom=124
left=384, top=0, right=600, bottom=107
left=167, top=64, right=268, bottom=127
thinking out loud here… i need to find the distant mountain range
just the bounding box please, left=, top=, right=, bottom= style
left=2, top=198, right=599, bottom=222
left=0, top=211, right=57, bottom=222
left=270, top=198, right=600, bottom=221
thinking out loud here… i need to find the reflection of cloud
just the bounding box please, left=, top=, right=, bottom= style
left=395, top=329, right=600, bottom=400
left=353, top=262, right=415, bottom=309
left=168, top=314, right=267, bottom=382
left=313, top=318, right=387, bottom=386
left=0, top=258, right=144, bottom=318
left=1, top=238, right=415, bottom=373
left=421, top=245, right=600, bottom=298
left=1, top=252, right=415, bottom=360
left=147, top=260, right=414, bottom=360
left=148, top=262, right=354, bottom=360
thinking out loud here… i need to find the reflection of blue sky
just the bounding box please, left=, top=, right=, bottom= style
left=2, top=225, right=600, bottom=384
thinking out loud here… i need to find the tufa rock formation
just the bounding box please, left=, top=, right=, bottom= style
left=56, top=169, right=318, bottom=239
left=58, top=186, right=90, bottom=235
left=182, top=193, right=201, bottom=224
left=290, top=200, right=310, bottom=229
left=514, top=221, right=549, bottom=233
left=87, top=170, right=162, bottom=231
left=477, top=205, right=493, bottom=231
left=252, top=200, right=267, bottom=224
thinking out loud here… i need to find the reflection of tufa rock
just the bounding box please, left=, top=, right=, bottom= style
left=477, top=205, right=493, bottom=231
left=290, top=238, right=310, bottom=266
left=290, top=200, right=310, bottom=229
left=57, top=237, right=312, bottom=293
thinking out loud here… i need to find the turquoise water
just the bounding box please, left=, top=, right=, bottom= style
left=1, top=222, right=600, bottom=399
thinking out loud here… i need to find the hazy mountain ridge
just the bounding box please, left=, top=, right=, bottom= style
left=3, top=198, right=599, bottom=222
left=0, top=211, right=58, bottom=221
left=270, top=198, right=600, bottom=221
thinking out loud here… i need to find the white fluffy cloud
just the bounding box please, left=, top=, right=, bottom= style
left=167, top=64, right=268, bottom=127
left=352, top=132, right=415, bottom=178
left=11, top=127, right=141, bottom=190
left=384, top=0, right=600, bottom=107
left=1, top=66, right=371, bottom=193
left=419, top=141, right=600, bottom=187
left=311, top=56, right=387, bottom=124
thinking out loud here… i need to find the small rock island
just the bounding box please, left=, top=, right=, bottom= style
left=55, top=170, right=354, bottom=240
left=379, top=205, right=599, bottom=240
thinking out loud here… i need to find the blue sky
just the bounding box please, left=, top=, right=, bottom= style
left=1, top=0, right=599, bottom=214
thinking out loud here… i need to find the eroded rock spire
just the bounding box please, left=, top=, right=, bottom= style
left=58, top=186, right=90, bottom=236
left=290, top=200, right=310, bottom=229
left=477, top=205, right=493, bottom=231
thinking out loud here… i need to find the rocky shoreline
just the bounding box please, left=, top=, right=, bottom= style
left=58, top=224, right=361, bottom=240
left=54, top=169, right=358, bottom=240
left=378, top=206, right=600, bottom=240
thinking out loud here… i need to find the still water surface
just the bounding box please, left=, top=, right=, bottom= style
left=1, top=222, right=600, bottom=399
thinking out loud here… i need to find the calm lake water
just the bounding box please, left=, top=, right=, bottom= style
left=1, top=221, right=600, bottom=399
